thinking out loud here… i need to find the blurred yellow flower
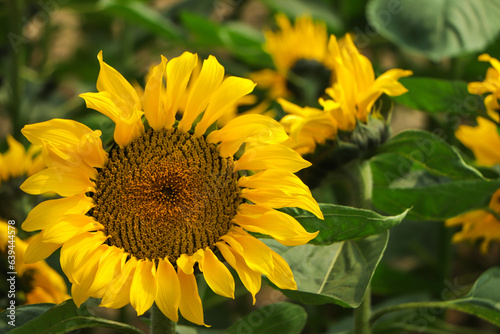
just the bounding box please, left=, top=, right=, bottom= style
left=251, top=14, right=334, bottom=100
left=446, top=189, right=500, bottom=253
left=1, top=220, right=69, bottom=305
left=279, top=34, right=412, bottom=155
left=20, top=51, right=322, bottom=326
left=0, top=136, right=44, bottom=185
left=456, top=54, right=500, bottom=166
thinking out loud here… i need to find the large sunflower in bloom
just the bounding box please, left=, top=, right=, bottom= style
left=251, top=14, right=334, bottom=101
left=1, top=220, right=69, bottom=305
left=19, top=51, right=322, bottom=325
left=279, top=34, right=412, bottom=155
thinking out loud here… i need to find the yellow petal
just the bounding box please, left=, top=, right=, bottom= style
left=267, top=250, right=297, bottom=290
left=96, top=51, right=142, bottom=111
left=178, top=56, right=225, bottom=133
left=41, top=141, right=98, bottom=178
left=24, top=232, right=61, bottom=264
left=43, top=214, right=103, bottom=244
left=130, top=260, right=157, bottom=316
left=206, top=115, right=288, bottom=158
left=156, top=259, right=181, bottom=322
left=199, top=248, right=235, bottom=298
left=88, top=247, right=127, bottom=297
left=177, top=269, right=207, bottom=327
left=71, top=245, right=107, bottom=307
left=4, top=136, right=26, bottom=178
left=80, top=91, right=144, bottom=148
left=222, top=232, right=273, bottom=276
left=176, top=253, right=196, bottom=275
left=100, top=257, right=137, bottom=309
left=234, top=144, right=311, bottom=173
left=23, top=193, right=94, bottom=232
left=235, top=204, right=318, bottom=246
left=165, top=52, right=199, bottom=129
left=240, top=186, right=323, bottom=219
left=60, top=232, right=107, bottom=283
left=455, top=117, right=500, bottom=166
left=194, top=76, right=256, bottom=136
left=21, top=167, right=94, bottom=197
left=238, top=170, right=323, bottom=220
left=216, top=241, right=261, bottom=304
left=144, top=56, right=168, bottom=131
left=22, top=119, right=94, bottom=147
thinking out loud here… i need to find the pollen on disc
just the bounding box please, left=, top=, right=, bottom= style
left=90, top=128, right=241, bottom=263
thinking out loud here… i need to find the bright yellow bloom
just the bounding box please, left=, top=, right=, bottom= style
left=456, top=54, right=500, bottom=166
left=455, top=113, right=500, bottom=166
left=279, top=34, right=412, bottom=155
left=1, top=220, right=69, bottom=305
left=468, top=54, right=500, bottom=111
left=20, top=51, right=322, bottom=326
left=0, top=136, right=44, bottom=185
left=446, top=189, right=500, bottom=253
left=251, top=14, right=334, bottom=99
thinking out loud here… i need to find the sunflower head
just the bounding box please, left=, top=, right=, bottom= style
left=251, top=14, right=335, bottom=103
left=278, top=33, right=412, bottom=156
left=20, top=51, right=322, bottom=326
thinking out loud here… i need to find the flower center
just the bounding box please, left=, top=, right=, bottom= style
left=91, top=128, right=242, bottom=263
left=286, top=58, right=333, bottom=103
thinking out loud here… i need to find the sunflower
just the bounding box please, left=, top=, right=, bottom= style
left=1, top=220, right=69, bottom=306
left=0, top=135, right=44, bottom=185
left=279, top=34, right=412, bottom=155
left=19, top=51, right=322, bottom=326
left=446, top=189, right=500, bottom=253
left=455, top=54, right=500, bottom=166
left=251, top=14, right=334, bottom=102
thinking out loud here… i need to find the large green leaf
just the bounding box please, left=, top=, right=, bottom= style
left=282, top=204, right=408, bottom=244
left=1, top=300, right=143, bottom=334
left=260, top=0, right=344, bottom=34
left=366, top=0, right=500, bottom=60
left=391, top=78, right=485, bottom=116
left=226, top=302, right=307, bottom=334
left=98, top=0, right=182, bottom=40
left=0, top=304, right=53, bottom=332
left=376, top=130, right=483, bottom=179
left=264, top=232, right=389, bottom=307
left=370, top=130, right=500, bottom=220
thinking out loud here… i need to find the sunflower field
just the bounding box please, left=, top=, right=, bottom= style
left=2, top=0, right=500, bottom=333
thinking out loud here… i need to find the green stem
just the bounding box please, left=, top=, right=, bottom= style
left=351, top=160, right=373, bottom=334
left=150, top=303, right=176, bottom=334
left=354, top=286, right=372, bottom=334
left=369, top=301, right=450, bottom=327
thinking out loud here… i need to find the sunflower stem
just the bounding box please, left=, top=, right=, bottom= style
left=150, top=303, right=176, bottom=334
left=351, top=160, right=373, bottom=334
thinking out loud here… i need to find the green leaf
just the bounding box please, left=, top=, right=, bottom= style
left=447, top=267, right=500, bottom=326
left=282, top=204, right=408, bottom=244
left=366, top=0, right=500, bottom=60
left=98, top=0, right=182, bottom=40
left=179, top=12, right=223, bottom=47
left=264, top=231, right=389, bottom=307
left=225, top=302, right=307, bottom=334
left=370, top=130, right=500, bottom=220
left=0, top=304, right=53, bottom=332
left=260, top=0, right=344, bottom=34
left=2, top=299, right=144, bottom=334
left=391, top=78, right=485, bottom=116
left=376, top=130, right=483, bottom=180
